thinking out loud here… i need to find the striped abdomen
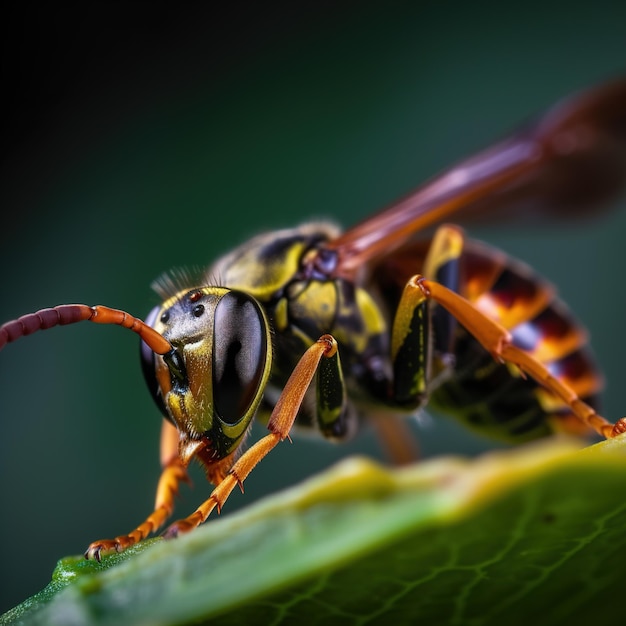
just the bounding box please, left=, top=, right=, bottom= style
left=430, top=240, right=602, bottom=443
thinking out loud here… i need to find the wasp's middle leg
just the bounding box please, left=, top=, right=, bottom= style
left=389, top=224, right=466, bottom=408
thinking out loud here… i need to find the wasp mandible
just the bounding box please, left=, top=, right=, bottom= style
left=1, top=77, right=625, bottom=561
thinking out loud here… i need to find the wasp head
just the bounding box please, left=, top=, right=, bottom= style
left=140, top=287, right=272, bottom=470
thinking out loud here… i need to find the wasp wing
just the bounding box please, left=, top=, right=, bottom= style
left=327, top=77, right=626, bottom=276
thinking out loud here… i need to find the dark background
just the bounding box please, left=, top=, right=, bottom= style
left=1, top=1, right=625, bottom=613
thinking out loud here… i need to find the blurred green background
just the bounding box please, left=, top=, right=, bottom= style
left=1, top=1, right=625, bottom=613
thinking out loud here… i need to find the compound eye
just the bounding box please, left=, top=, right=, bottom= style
left=213, top=292, right=267, bottom=425
left=140, top=305, right=169, bottom=417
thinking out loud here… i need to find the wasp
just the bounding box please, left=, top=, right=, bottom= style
left=1, top=78, right=625, bottom=561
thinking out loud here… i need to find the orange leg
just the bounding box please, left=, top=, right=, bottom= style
left=85, top=419, right=188, bottom=561
left=369, top=413, right=420, bottom=466
left=409, top=275, right=626, bottom=439
left=161, top=334, right=338, bottom=539
left=85, top=336, right=337, bottom=559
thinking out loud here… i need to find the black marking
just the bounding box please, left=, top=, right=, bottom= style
left=489, top=267, right=540, bottom=311
left=392, top=301, right=429, bottom=408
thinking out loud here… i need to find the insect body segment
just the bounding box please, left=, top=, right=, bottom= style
left=433, top=242, right=605, bottom=441
left=1, top=77, right=626, bottom=561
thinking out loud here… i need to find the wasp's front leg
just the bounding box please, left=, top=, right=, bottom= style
left=85, top=419, right=189, bottom=561
left=161, top=335, right=341, bottom=540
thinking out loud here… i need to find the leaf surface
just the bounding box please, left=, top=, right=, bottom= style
left=3, top=435, right=625, bottom=626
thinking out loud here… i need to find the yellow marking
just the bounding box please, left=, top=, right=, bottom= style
left=274, top=297, right=288, bottom=331
left=220, top=237, right=309, bottom=298
left=288, top=282, right=336, bottom=332
left=356, top=288, right=387, bottom=335
left=391, top=281, right=428, bottom=363
left=423, top=225, right=465, bottom=280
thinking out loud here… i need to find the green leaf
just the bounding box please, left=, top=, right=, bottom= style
left=3, top=434, right=626, bottom=626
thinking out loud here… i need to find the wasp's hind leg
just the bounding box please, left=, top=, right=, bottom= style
left=422, top=225, right=466, bottom=370
left=389, top=225, right=465, bottom=408
left=407, top=275, right=626, bottom=440
left=369, top=226, right=468, bottom=465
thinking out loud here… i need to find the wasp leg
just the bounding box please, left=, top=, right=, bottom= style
left=410, top=275, right=626, bottom=440
left=378, top=228, right=465, bottom=464
left=389, top=225, right=467, bottom=406
left=85, top=419, right=188, bottom=561
left=161, top=335, right=338, bottom=540
left=389, top=270, right=430, bottom=408
left=423, top=224, right=465, bottom=359
left=316, top=342, right=354, bottom=439
left=369, top=413, right=421, bottom=466
left=372, top=228, right=469, bottom=462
